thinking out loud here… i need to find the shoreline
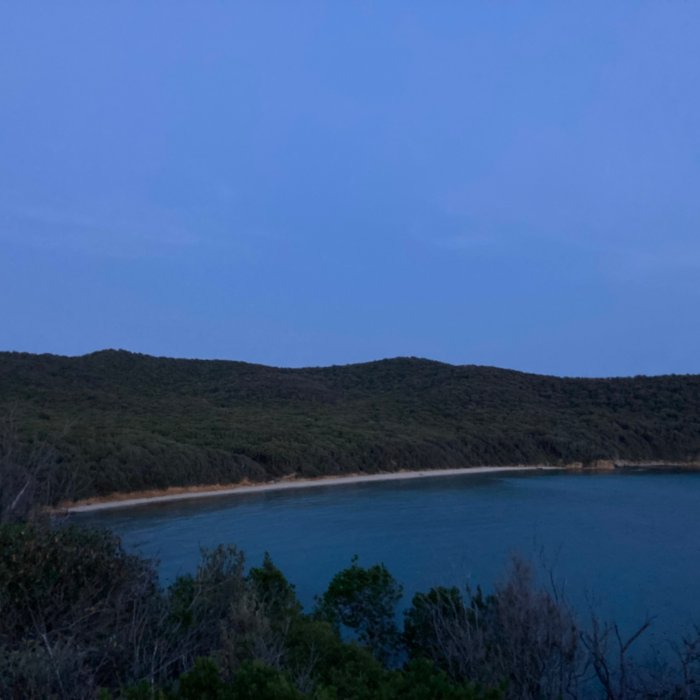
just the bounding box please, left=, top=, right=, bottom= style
left=61, top=466, right=560, bottom=514
left=59, top=460, right=700, bottom=514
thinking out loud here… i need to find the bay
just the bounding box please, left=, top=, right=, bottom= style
left=77, top=470, right=700, bottom=646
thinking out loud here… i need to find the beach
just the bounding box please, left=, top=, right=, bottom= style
left=62, top=465, right=560, bottom=513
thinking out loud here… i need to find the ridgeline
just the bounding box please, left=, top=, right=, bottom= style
left=1, top=350, right=699, bottom=500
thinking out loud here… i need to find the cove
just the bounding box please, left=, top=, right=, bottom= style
left=76, top=470, right=700, bottom=646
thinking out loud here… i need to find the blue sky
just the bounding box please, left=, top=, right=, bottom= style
left=1, top=2, right=699, bottom=376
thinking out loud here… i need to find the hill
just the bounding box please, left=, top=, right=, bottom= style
left=1, top=350, right=699, bottom=500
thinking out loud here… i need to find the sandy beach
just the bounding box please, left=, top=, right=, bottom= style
left=62, top=465, right=560, bottom=514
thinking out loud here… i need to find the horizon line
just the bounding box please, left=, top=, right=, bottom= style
left=1, top=347, right=697, bottom=381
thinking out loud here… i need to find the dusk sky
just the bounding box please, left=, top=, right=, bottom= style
left=1, top=2, right=699, bottom=376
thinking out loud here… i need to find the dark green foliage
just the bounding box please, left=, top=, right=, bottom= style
left=0, top=524, right=158, bottom=643
left=165, top=544, right=247, bottom=663
left=123, top=683, right=167, bottom=700
left=317, top=556, right=403, bottom=663
left=403, top=559, right=581, bottom=699
left=0, top=414, right=68, bottom=523
left=229, top=661, right=303, bottom=700
left=1, top=350, right=698, bottom=500
left=404, top=586, right=468, bottom=663
left=172, top=657, right=233, bottom=700
left=249, top=552, right=302, bottom=623
left=5, top=522, right=700, bottom=698
left=286, top=617, right=389, bottom=699
left=385, top=659, right=503, bottom=700
left=170, top=656, right=493, bottom=700
left=0, top=524, right=161, bottom=698
left=0, top=522, right=503, bottom=698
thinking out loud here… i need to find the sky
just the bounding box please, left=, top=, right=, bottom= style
left=1, top=2, right=699, bottom=377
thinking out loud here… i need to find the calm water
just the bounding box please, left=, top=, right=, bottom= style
left=77, top=470, right=700, bottom=645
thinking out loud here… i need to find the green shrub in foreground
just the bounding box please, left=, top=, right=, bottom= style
left=3, top=522, right=699, bottom=699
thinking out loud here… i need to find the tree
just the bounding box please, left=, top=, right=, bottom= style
left=316, top=556, right=403, bottom=663
left=402, top=558, right=581, bottom=699
left=404, top=586, right=468, bottom=668
left=249, top=552, right=302, bottom=623
left=0, top=414, right=71, bottom=524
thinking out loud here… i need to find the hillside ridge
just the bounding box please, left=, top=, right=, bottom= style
left=1, top=350, right=699, bottom=500
left=3, top=347, right=695, bottom=379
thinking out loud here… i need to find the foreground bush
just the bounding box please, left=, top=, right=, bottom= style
left=1, top=522, right=699, bottom=699
left=0, top=524, right=161, bottom=697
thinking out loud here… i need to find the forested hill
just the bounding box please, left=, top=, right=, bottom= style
left=1, top=350, right=699, bottom=500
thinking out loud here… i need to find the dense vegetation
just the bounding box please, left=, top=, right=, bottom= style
left=1, top=522, right=698, bottom=699
left=0, top=522, right=500, bottom=699
left=1, top=350, right=699, bottom=500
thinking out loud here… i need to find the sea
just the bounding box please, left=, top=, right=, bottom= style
left=76, top=469, right=700, bottom=648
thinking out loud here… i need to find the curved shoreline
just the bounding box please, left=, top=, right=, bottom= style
left=62, top=466, right=561, bottom=514
left=60, top=460, right=700, bottom=514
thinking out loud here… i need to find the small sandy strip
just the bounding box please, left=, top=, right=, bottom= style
left=63, top=466, right=561, bottom=514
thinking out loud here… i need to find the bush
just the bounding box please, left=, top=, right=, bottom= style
left=3, top=522, right=699, bottom=699
left=403, top=558, right=580, bottom=699
left=0, top=523, right=161, bottom=698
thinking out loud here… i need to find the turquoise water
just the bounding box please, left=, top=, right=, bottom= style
left=77, top=470, right=700, bottom=645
